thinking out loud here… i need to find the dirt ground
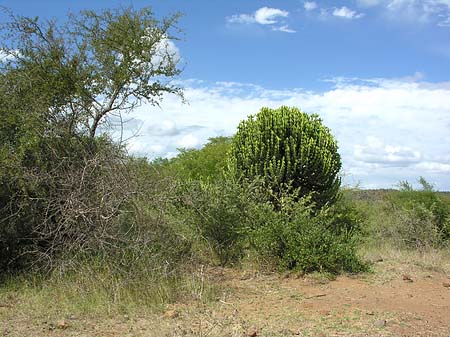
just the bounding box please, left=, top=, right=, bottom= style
left=1, top=260, right=450, bottom=337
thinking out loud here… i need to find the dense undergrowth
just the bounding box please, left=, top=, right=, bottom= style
left=1, top=133, right=449, bottom=312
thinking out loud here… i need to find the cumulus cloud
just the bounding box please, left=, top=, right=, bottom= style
left=227, top=7, right=295, bottom=33
left=177, top=134, right=200, bottom=149
left=311, top=5, right=364, bottom=20
left=227, top=13, right=255, bottom=25
left=150, top=37, right=181, bottom=69
left=227, top=7, right=288, bottom=25
left=304, top=1, right=318, bottom=11
left=415, top=162, right=450, bottom=173
left=254, top=7, right=288, bottom=24
left=147, top=120, right=205, bottom=137
left=119, top=76, right=450, bottom=190
left=356, top=0, right=450, bottom=25
left=354, top=136, right=421, bottom=166
left=0, top=50, right=12, bottom=62
left=0, top=49, right=20, bottom=63
left=333, top=6, right=365, bottom=19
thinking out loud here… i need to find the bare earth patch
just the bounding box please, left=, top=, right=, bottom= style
left=1, top=259, right=450, bottom=337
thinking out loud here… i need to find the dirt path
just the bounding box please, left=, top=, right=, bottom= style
left=184, top=266, right=450, bottom=337
left=1, top=265, right=450, bottom=336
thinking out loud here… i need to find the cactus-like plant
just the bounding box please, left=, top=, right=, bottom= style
left=229, top=106, right=342, bottom=208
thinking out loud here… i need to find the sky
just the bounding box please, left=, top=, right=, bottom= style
left=1, top=0, right=450, bottom=190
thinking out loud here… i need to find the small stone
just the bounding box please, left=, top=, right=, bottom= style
left=319, top=309, right=331, bottom=316
left=443, top=282, right=450, bottom=288
left=281, top=271, right=291, bottom=279
left=402, top=274, right=413, bottom=282
left=57, top=320, right=69, bottom=330
left=163, top=310, right=179, bottom=319
left=247, top=328, right=259, bottom=337
left=374, top=319, right=387, bottom=328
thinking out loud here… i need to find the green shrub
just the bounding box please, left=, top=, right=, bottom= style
left=168, top=137, right=232, bottom=182
left=384, top=178, right=450, bottom=248
left=390, top=204, right=443, bottom=248
left=229, top=106, right=342, bottom=208
left=248, top=191, right=367, bottom=274
left=177, top=177, right=254, bottom=266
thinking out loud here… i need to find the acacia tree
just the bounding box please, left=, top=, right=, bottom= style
left=0, top=7, right=184, bottom=271
left=0, top=6, right=183, bottom=139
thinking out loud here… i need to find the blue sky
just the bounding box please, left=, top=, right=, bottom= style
left=2, top=0, right=450, bottom=190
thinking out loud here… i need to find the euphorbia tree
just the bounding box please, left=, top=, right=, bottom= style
left=229, top=106, right=342, bottom=208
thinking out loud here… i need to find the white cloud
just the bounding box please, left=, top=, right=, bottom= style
left=333, top=6, right=365, bottom=19
left=306, top=0, right=449, bottom=24
left=415, top=162, right=450, bottom=173
left=254, top=7, right=289, bottom=24
left=228, top=7, right=288, bottom=25
left=438, top=17, right=450, bottom=26
left=356, top=0, right=450, bottom=25
left=150, top=38, right=181, bottom=69
left=354, top=136, right=421, bottom=166
left=0, top=50, right=11, bottom=62
left=304, top=1, right=318, bottom=11
left=161, top=120, right=176, bottom=131
left=227, top=7, right=295, bottom=33
left=177, top=134, right=200, bottom=149
left=0, top=49, right=20, bottom=63
left=272, top=25, right=296, bottom=33
left=227, top=13, right=255, bottom=24
left=120, top=76, right=450, bottom=190
left=149, top=144, right=164, bottom=153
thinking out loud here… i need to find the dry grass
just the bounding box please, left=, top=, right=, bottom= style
left=0, top=264, right=217, bottom=320
left=362, top=243, right=450, bottom=283
left=2, top=246, right=450, bottom=337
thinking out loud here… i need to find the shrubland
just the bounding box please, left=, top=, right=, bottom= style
left=161, top=107, right=366, bottom=273
left=1, top=6, right=449, bottom=317
left=355, top=178, right=450, bottom=251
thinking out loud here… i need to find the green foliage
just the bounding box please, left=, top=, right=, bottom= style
left=178, top=176, right=251, bottom=266
left=165, top=137, right=231, bottom=182
left=162, top=131, right=363, bottom=273
left=229, top=106, right=342, bottom=208
left=0, top=6, right=185, bottom=272
left=390, top=204, right=443, bottom=249
left=174, top=166, right=366, bottom=273
left=0, top=6, right=183, bottom=139
left=385, top=177, right=450, bottom=247
left=248, top=191, right=367, bottom=274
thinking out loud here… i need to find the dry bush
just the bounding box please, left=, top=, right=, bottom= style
left=1, top=136, right=191, bottom=275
